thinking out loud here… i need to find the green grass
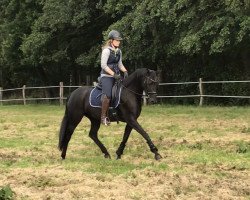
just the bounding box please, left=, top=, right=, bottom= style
left=0, top=105, right=250, bottom=199
left=1, top=105, right=250, bottom=173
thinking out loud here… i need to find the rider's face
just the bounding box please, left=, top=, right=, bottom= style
left=112, top=39, right=121, bottom=48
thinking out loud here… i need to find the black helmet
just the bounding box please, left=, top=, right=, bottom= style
left=108, top=30, right=123, bottom=40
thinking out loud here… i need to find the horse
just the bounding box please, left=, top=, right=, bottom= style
left=58, top=68, right=162, bottom=160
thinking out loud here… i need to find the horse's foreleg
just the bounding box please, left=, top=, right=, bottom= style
left=89, top=119, right=111, bottom=159
left=116, top=124, right=132, bottom=159
left=128, top=118, right=162, bottom=160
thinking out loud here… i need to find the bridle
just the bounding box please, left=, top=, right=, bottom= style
left=122, top=76, right=158, bottom=96
left=144, top=76, right=158, bottom=96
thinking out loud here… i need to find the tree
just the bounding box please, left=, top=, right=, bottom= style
left=101, top=0, right=249, bottom=104
left=21, top=0, right=113, bottom=86
left=0, top=0, right=43, bottom=88
left=0, top=0, right=249, bottom=104
left=102, top=0, right=250, bottom=78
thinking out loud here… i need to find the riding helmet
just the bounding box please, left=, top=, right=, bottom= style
left=108, top=30, right=123, bottom=40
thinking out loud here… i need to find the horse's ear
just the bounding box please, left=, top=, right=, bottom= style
left=147, top=68, right=152, bottom=75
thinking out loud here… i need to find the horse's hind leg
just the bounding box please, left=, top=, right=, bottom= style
left=89, top=119, right=111, bottom=159
left=116, top=124, right=132, bottom=159
left=61, top=123, right=77, bottom=159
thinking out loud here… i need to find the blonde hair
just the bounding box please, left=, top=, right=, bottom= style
left=102, top=39, right=112, bottom=49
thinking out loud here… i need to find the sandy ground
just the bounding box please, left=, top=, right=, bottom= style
left=0, top=164, right=249, bottom=200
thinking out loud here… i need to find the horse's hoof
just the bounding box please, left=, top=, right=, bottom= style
left=116, top=155, right=121, bottom=160
left=155, top=153, right=162, bottom=160
left=104, top=154, right=111, bottom=159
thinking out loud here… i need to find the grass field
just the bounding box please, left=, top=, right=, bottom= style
left=0, top=105, right=249, bottom=200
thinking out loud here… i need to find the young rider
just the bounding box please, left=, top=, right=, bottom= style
left=100, top=30, right=128, bottom=126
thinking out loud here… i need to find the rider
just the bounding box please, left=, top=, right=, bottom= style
left=100, top=30, right=128, bottom=126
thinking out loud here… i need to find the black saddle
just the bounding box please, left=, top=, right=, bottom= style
left=95, top=80, right=123, bottom=124
left=96, top=79, right=122, bottom=105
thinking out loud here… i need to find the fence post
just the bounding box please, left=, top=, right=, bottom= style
left=0, top=87, right=2, bottom=105
left=199, top=78, right=204, bottom=106
left=143, top=91, right=147, bottom=106
left=59, top=82, right=64, bottom=106
left=22, top=85, right=26, bottom=105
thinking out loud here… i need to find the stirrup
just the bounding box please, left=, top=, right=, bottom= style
left=101, top=117, right=111, bottom=126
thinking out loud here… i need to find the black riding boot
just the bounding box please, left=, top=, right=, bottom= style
left=101, top=96, right=111, bottom=126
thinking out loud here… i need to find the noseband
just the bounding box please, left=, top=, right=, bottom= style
left=144, top=76, right=158, bottom=95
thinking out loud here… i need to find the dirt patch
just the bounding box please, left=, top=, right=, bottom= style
left=0, top=163, right=249, bottom=200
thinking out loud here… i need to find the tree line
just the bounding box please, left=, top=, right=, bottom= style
left=0, top=0, right=249, bottom=104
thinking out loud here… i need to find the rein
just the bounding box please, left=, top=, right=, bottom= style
left=121, top=84, right=144, bottom=96
left=121, top=76, right=158, bottom=96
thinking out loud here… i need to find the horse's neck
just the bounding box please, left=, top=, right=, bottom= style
left=123, top=73, right=144, bottom=94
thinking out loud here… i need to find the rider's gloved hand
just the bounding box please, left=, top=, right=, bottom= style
left=113, top=73, right=121, bottom=80
left=124, top=71, right=128, bottom=79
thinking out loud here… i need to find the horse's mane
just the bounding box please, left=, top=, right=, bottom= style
left=123, top=68, right=148, bottom=87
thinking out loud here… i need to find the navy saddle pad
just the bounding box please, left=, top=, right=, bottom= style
left=89, top=87, right=122, bottom=108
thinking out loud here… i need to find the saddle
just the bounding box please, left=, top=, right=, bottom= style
left=89, top=80, right=123, bottom=123
left=95, top=80, right=122, bottom=106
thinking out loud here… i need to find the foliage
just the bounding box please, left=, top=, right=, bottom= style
left=0, top=0, right=249, bottom=104
left=0, top=0, right=43, bottom=87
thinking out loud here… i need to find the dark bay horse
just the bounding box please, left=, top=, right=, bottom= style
left=58, top=68, right=162, bottom=160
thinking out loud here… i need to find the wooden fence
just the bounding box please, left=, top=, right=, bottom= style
left=158, top=79, right=250, bottom=105
left=0, top=79, right=250, bottom=106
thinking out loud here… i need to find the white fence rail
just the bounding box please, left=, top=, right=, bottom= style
left=0, top=79, right=250, bottom=106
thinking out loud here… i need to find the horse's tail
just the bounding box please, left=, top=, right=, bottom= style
left=58, top=100, right=69, bottom=151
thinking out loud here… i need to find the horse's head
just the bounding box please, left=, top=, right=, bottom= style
left=143, top=69, right=159, bottom=104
